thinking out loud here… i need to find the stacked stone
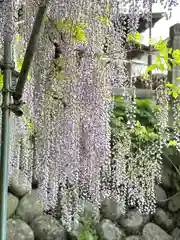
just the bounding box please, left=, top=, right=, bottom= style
left=6, top=162, right=180, bottom=240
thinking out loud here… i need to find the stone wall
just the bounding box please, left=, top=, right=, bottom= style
left=6, top=163, right=180, bottom=240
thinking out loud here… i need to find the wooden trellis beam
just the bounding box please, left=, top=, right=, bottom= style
left=112, top=87, right=156, bottom=99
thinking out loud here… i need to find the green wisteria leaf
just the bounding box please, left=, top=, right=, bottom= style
left=99, top=16, right=105, bottom=22
left=15, top=35, right=21, bottom=41
left=165, top=83, right=175, bottom=88
left=80, top=230, right=94, bottom=240
left=172, top=90, right=179, bottom=99
left=127, top=33, right=133, bottom=42
left=169, top=140, right=176, bottom=146
left=0, top=72, right=3, bottom=89
left=74, top=29, right=86, bottom=41
left=17, top=60, right=23, bottom=71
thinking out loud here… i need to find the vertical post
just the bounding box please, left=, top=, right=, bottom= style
left=125, top=61, right=132, bottom=85
left=168, top=23, right=180, bottom=126
left=0, top=38, right=12, bottom=240
left=0, top=1, right=49, bottom=238
left=148, top=5, right=152, bottom=85
left=168, top=24, right=180, bottom=84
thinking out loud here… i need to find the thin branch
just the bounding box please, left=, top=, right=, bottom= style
left=14, top=0, right=50, bottom=102
left=106, top=48, right=161, bottom=58
left=162, top=152, right=180, bottom=176
left=112, top=87, right=156, bottom=98
left=158, top=192, right=180, bottom=202
left=107, top=48, right=180, bottom=67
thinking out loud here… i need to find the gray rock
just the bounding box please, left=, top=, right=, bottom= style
left=118, top=210, right=144, bottom=234
left=125, top=236, right=141, bottom=240
left=171, top=228, right=180, bottom=239
left=79, top=200, right=100, bottom=223
left=101, top=219, right=125, bottom=240
left=7, top=193, right=19, bottom=219
left=142, top=223, right=172, bottom=240
left=70, top=220, right=84, bottom=240
left=161, top=167, right=173, bottom=189
left=154, top=208, right=174, bottom=231
left=16, top=189, right=44, bottom=223
left=9, top=169, right=31, bottom=198
left=6, top=218, right=34, bottom=240
left=30, top=215, right=67, bottom=240
left=155, top=185, right=167, bottom=207
left=168, top=193, right=180, bottom=212
left=143, top=214, right=150, bottom=225
left=175, top=211, right=180, bottom=228
left=172, top=178, right=180, bottom=193
left=101, top=198, right=123, bottom=221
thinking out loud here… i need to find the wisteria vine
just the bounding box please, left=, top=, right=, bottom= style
left=0, top=0, right=179, bottom=231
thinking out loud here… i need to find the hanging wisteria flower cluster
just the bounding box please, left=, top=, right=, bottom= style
left=172, top=99, right=180, bottom=152
left=0, top=0, right=179, bottom=231
left=111, top=84, right=170, bottom=215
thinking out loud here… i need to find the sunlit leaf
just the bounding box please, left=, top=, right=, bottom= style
left=165, top=83, right=176, bottom=88
left=159, top=63, right=164, bottom=72
left=74, top=29, right=86, bottom=41
left=172, top=90, right=179, bottom=99
left=0, top=72, right=3, bottom=89
left=169, top=140, right=176, bottom=146
left=15, top=35, right=21, bottom=41
left=99, top=16, right=105, bottom=22
left=127, top=33, right=133, bottom=42
left=134, top=32, right=141, bottom=41
left=27, top=72, right=31, bottom=80
left=168, top=48, right=173, bottom=54
left=105, top=16, right=110, bottom=27
left=146, top=64, right=158, bottom=73
left=17, top=60, right=23, bottom=71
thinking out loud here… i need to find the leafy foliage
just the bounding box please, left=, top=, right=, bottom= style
left=53, top=57, right=69, bottom=80
left=127, top=31, right=143, bottom=46
left=111, top=96, right=159, bottom=145
left=165, top=83, right=180, bottom=99
left=79, top=217, right=98, bottom=240
left=112, top=32, right=180, bottom=161
left=127, top=32, right=180, bottom=99
left=99, top=0, right=111, bottom=29
left=44, top=16, right=88, bottom=42
left=99, top=15, right=110, bottom=28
